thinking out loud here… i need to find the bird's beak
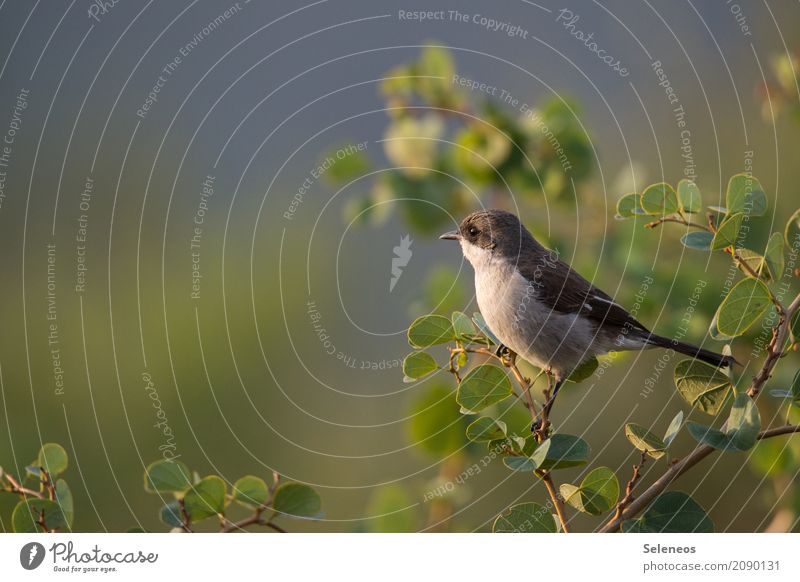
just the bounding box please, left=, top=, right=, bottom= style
left=439, top=230, right=461, bottom=241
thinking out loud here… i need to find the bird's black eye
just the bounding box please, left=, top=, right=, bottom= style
left=468, top=226, right=479, bottom=237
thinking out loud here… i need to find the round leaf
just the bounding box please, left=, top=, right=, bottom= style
left=764, top=232, right=785, bottom=280
left=502, top=456, right=538, bottom=472
left=726, top=173, right=766, bottom=217
left=616, top=193, right=642, bottom=219
left=144, top=459, right=191, bottom=493
left=183, top=475, right=226, bottom=521
left=621, top=491, right=713, bottom=533
left=677, top=179, right=702, bottom=213
left=451, top=311, right=476, bottom=338
left=12, top=499, right=68, bottom=532
left=159, top=501, right=184, bottom=528
left=493, top=502, right=557, bottom=533
left=674, top=359, right=733, bottom=416
left=530, top=434, right=590, bottom=470
left=641, top=183, right=679, bottom=215
left=716, top=277, right=771, bottom=337
left=402, top=352, right=437, bottom=381
left=273, top=483, right=322, bottom=518
left=566, top=357, right=598, bottom=383
left=407, top=315, right=454, bottom=348
left=456, top=364, right=512, bottom=413
left=465, top=417, right=507, bottom=442
left=233, top=476, right=269, bottom=508
left=37, top=443, right=68, bottom=476
left=711, top=212, right=743, bottom=250
left=680, top=231, right=713, bottom=250
left=55, top=479, right=74, bottom=527
left=662, top=411, right=684, bottom=447
left=624, top=424, right=666, bottom=459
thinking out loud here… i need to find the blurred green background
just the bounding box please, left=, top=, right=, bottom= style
left=0, top=0, right=799, bottom=532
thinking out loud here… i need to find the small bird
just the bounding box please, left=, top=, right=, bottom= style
left=440, top=209, right=734, bottom=424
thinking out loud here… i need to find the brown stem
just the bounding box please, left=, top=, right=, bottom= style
left=611, top=451, right=647, bottom=522
left=2, top=472, right=45, bottom=499
left=644, top=216, right=709, bottom=231
left=538, top=471, right=570, bottom=533
left=599, top=424, right=800, bottom=532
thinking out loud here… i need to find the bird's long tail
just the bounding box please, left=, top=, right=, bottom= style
left=644, top=334, right=736, bottom=368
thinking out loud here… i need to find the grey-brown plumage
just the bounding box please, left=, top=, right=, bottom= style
left=440, top=209, right=734, bottom=385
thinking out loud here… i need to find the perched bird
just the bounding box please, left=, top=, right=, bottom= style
left=440, top=209, right=734, bottom=423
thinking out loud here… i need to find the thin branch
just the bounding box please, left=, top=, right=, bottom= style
left=611, top=451, right=648, bottom=523
left=644, top=216, right=709, bottom=231
left=600, top=424, right=800, bottom=532
left=1, top=472, right=45, bottom=500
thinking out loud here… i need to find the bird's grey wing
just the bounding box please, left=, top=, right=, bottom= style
left=516, top=253, right=649, bottom=332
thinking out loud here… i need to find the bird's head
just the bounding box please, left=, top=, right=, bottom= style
left=439, top=209, right=538, bottom=267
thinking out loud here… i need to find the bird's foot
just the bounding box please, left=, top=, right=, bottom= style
left=495, top=344, right=516, bottom=366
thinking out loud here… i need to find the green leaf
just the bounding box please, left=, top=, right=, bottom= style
left=562, top=467, right=619, bottom=515
left=680, top=231, right=714, bottom=250
left=674, top=359, right=733, bottom=416
left=456, top=364, right=512, bottom=413
left=451, top=311, right=476, bottom=338
left=503, top=456, right=538, bottom=472
left=764, top=232, right=785, bottom=280
left=407, top=315, right=454, bottom=348
left=409, top=385, right=464, bottom=455
left=273, top=483, right=322, bottom=518
left=233, top=476, right=270, bottom=508
left=716, top=277, right=771, bottom=337
left=531, top=434, right=590, bottom=470
left=322, top=145, right=369, bottom=185
left=160, top=501, right=184, bottom=528
left=663, top=411, right=684, bottom=447
left=711, top=212, right=743, bottom=250
left=615, top=193, right=642, bottom=219
left=687, top=394, right=760, bottom=452
left=144, top=459, right=191, bottom=493
left=726, top=173, right=766, bottom=217
left=677, top=179, right=702, bottom=213
left=465, top=417, right=507, bottom=442
left=37, top=443, right=68, bottom=477
left=493, top=502, right=558, bottom=533
left=624, top=424, right=666, bottom=459
left=621, top=491, right=713, bottom=533
left=12, top=499, right=68, bottom=532
left=640, top=182, right=679, bottom=215
left=55, top=479, right=74, bottom=527
left=402, top=352, right=438, bottom=381
left=183, top=475, right=226, bottom=521
left=566, top=357, right=598, bottom=383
